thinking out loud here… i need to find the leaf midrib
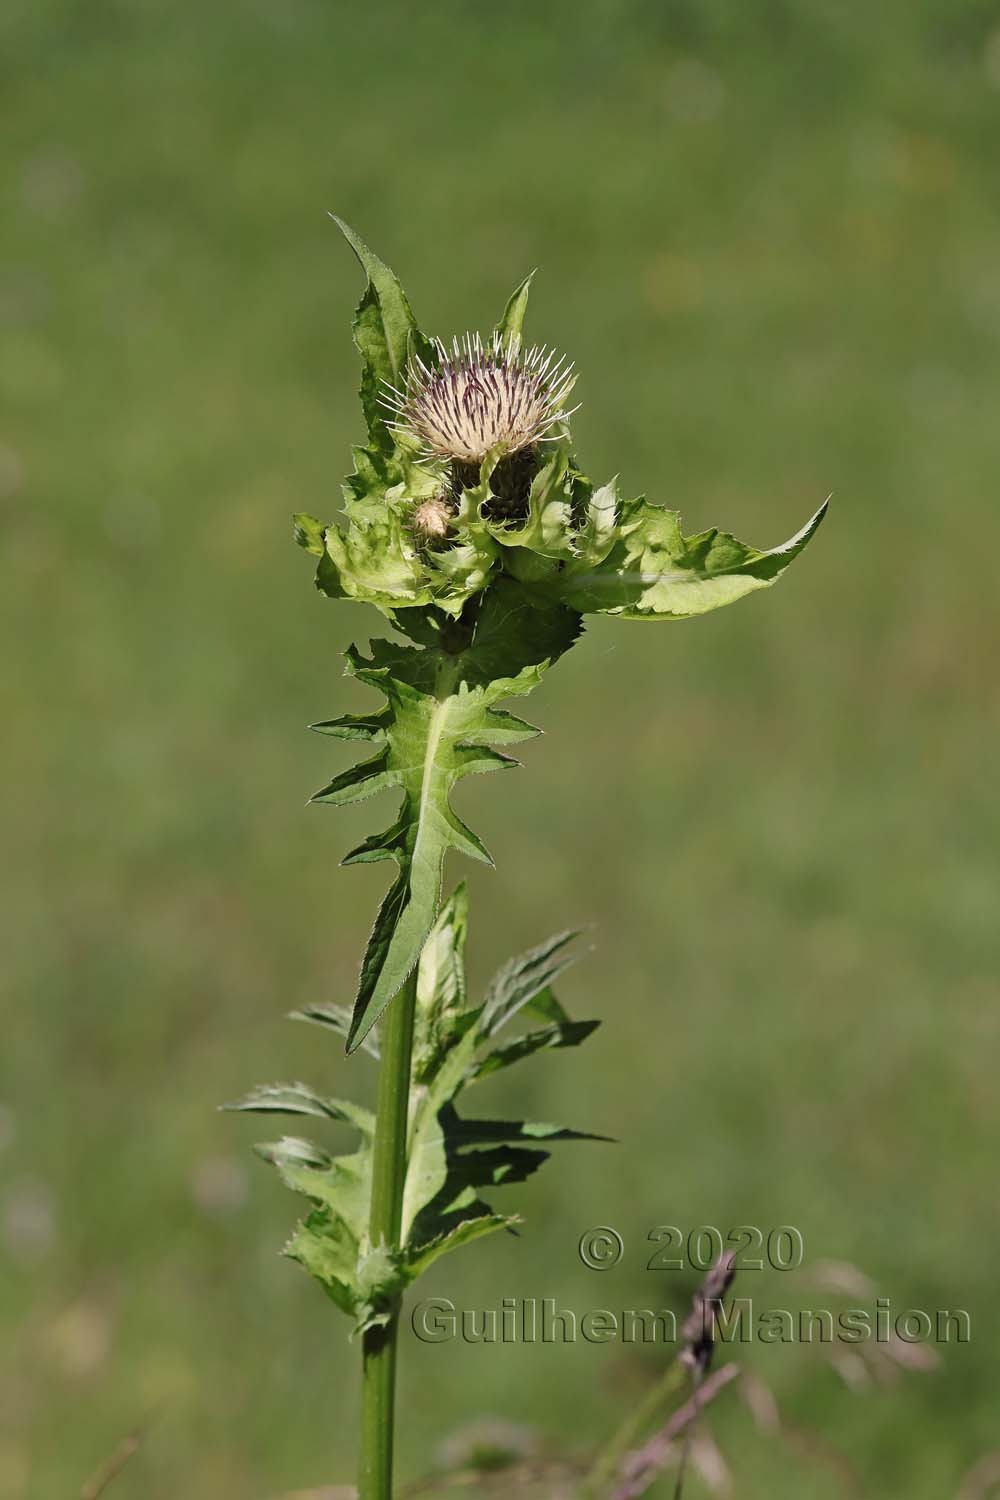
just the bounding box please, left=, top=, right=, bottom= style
left=412, top=659, right=460, bottom=861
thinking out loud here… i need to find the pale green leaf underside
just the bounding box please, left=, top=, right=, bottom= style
left=559, top=497, right=829, bottom=618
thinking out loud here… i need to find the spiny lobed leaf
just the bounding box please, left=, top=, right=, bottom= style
left=311, top=577, right=581, bottom=1053
left=232, top=887, right=604, bottom=1334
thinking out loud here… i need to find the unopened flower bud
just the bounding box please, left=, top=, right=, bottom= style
left=412, top=495, right=454, bottom=545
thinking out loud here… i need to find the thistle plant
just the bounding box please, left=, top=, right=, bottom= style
left=226, top=219, right=826, bottom=1499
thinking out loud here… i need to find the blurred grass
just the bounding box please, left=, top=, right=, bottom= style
left=2, top=1, right=999, bottom=1495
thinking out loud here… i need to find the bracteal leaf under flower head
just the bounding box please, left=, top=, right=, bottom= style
left=298, top=218, right=827, bottom=629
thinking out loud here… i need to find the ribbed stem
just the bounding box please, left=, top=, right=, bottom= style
left=358, top=968, right=418, bottom=1500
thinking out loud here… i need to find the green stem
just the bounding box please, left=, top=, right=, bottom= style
left=359, top=651, right=461, bottom=1497
left=359, top=968, right=418, bottom=1500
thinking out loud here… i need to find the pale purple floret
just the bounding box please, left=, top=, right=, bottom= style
left=382, top=332, right=578, bottom=464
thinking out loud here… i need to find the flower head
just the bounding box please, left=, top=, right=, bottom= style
left=385, top=333, right=578, bottom=465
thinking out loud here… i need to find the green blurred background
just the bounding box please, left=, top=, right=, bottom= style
left=3, top=1, right=998, bottom=1495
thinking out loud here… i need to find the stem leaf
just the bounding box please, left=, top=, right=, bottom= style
left=313, top=579, right=581, bottom=1053
left=472, top=1018, right=602, bottom=1079
left=222, top=1083, right=373, bottom=1134
left=289, top=1002, right=381, bottom=1058
left=480, top=928, right=583, bottom=1035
